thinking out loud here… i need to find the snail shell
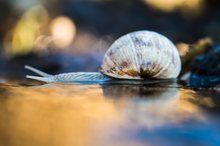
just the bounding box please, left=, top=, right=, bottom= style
left=25, top=31, right=181, bottom=82
left=100, top=31, right=181, bottom=80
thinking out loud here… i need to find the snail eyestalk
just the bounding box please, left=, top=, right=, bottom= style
left=26, top=75, right=54, bottom=83
left=25, top=65, right=54, bottom=83
left=25, top=65, right=51, bottom=77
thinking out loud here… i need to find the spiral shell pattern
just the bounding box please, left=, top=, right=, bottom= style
left=100, top=31, right=181, bottom=80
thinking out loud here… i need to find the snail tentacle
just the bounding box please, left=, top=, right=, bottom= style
left=25, top=65, right=52, bottom=77
left=25, top=65, right=54, bottom=82
left=26, top=75, right=54, bottom=83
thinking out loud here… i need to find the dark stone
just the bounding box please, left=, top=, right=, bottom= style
left=190, top=45, right=220, bottom=87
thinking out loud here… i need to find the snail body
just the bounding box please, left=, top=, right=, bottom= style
left=25, top=31, right=181, bottom=83
left=25, top=66, right=110, bottom=82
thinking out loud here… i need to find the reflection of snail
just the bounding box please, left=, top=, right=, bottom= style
left=25, top=31, right=181, bottom=83
left=101, top=82, right=179, bottom=99
left=101, top=83, right=180, bottom=129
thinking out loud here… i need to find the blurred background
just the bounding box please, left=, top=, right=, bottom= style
left=0, top=0, right=220, bottom=82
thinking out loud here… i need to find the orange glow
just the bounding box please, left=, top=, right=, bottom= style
left=0, top=83, right=215, bottom=146
left=0, top=84, right=207, bottom=129
left=176, top=43, right=190, bottom=56
left=0, top=85, right=122, bottom=146
left=50, top=16, right=76, bottom=48
left=143, top=0, right=204, bottom=15
left=144, top=0, right=184, bottom=12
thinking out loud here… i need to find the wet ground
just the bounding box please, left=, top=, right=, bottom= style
left=0, top=80, right=220, bottom=146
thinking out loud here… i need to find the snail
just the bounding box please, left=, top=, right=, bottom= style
left=25, top=30, right=181, bottom=83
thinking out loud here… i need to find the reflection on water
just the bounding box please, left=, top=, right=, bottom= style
left=0, top=82, right=220, bottom=146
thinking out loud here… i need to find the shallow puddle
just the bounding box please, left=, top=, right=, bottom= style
left=0, top=82, right=220, bottom=146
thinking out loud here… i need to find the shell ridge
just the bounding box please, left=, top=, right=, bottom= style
left=150, top=35, right=167, bottom=78
left=152, top=36, right=176, bottom=78
left=103, top=36, right=140, bottom=79
left=129, top=33, right=141, bottom=76
left=140, top=32, right=161, bottom=77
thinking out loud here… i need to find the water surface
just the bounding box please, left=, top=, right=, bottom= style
left=0, top=81, right=220, bottom=146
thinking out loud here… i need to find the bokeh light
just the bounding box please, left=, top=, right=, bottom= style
left=50, top=16, right=76, bottom=48
left=143, top=0, right=204, bottom=15
left=3, top=5, right=48, bottom=56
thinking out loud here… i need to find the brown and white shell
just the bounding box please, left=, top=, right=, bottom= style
left=100, top=31, right=181, bottom=80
